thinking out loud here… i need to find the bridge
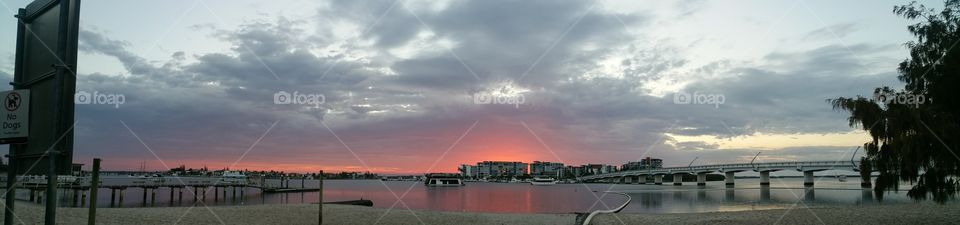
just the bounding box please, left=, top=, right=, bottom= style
left=577, top=160, right=867, bottom=187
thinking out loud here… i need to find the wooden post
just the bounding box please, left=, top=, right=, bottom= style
left=87, top=158, right=101, bottom=225
left=319, top=170, right=323, bottom=225
left=110, top=189, right=116, bottom=207
left=215, top=187, right=219, bottom=201
left=169, top=187, right=174, bottom=205
left=142, top=188, right=148, bottom=207
left=81, top=191, right=87, bottom=207
left=151, top=188, right=157, bottom=206
left=72, top=189, right=79, bottom=207
left=118, top=189, right=124, bottom=207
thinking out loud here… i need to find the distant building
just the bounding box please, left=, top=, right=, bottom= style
left=476, top=161, right=528, bottom=177
left=458, top=164, right=478, bottom=178
left=530, top=161, right=564, bottom=177
left=621, top=157, right=663, bottom=171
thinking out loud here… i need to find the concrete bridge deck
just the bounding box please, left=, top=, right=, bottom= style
left=578, top=160, right=866, bottom=187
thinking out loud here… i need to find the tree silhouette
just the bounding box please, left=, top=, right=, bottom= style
left=829, top=1, right=960, bottom=202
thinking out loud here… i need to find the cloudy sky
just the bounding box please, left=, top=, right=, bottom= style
left=0, top=0, right=935, bottom=174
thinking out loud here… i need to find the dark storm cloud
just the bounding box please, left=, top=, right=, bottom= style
left=66, top=0, right=904, bottom=170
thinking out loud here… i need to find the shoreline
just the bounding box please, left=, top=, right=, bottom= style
left=1, top=201, right=958, bottom=224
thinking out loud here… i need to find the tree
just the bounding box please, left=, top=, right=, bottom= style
left=829, top=1, right=960, bottom=202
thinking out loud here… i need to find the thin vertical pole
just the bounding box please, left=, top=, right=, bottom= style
left=88, top=158, right=100, bottom=225
left=118, top=189, right=124, bottom=207
left=4, top=9, right=27, bottom=225
left=47, top=0, right=78, bottom=222
left=110, top=189, right=116, bottom=207
left=318, top=170, right=323, bottom=225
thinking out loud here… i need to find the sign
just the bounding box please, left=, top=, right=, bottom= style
left=0, top=90, right=29, bottom=143
left=11, top=0, right=79, bottom=175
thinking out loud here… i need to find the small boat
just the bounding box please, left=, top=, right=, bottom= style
left=838, top=174, right=847, bottom=182
left=424, top=173, right=464, bottom=187
left=530, top=177, right=557, bottom=186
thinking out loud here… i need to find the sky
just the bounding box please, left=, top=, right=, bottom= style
left=0, top=0, right=941, bottom=174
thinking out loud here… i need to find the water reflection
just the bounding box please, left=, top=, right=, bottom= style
left=804, top=186, right=815, bottom=202
left=33, top=177, right=930, bottom=214
left=760, top=186, right=770, bottom=202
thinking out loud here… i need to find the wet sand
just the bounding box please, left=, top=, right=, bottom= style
left=1, top=201, right=958, bottom=224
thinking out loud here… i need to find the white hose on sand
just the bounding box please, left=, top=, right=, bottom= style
left=582, top=191, right=631, bottom=225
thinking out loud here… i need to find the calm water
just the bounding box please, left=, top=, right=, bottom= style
left=14, top=177, right=926, bottom=213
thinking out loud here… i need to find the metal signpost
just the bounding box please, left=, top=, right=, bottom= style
left=6, top=0, right=81, bottom=225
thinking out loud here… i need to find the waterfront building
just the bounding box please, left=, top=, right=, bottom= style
left=458, top=164, right=478, bottom=178
left=621, top=157, right=663, bottom=171
left=530, top=161, right=564, bottom=177
left=476, top=161, right=528, bottom=178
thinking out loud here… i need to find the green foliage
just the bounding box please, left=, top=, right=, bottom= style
left=829, top=1, right=960, bottom=203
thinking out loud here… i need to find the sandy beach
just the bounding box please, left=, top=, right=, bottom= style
left=1, top=201, right=958, bottom=225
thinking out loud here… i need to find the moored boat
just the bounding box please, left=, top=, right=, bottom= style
left=424, top=173, right=464, bottom=187
left=530, top=177, right=557, bottom=186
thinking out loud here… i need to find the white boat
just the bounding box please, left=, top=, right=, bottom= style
left=838, top=174, right=848, bottom=182
left=530, top=177, right=557, bottom=186
left=424, top=173, right=464, bottom=187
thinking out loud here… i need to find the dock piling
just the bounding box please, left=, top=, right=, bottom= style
left=81, top=190, right=87, bottom=207
left=118, top=189, right=125, bottom=207
left=89, top=158, right=102, bottom=225
left=110, top=189, right=116, bottom=207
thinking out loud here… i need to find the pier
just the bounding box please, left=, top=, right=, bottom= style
left=0, top=176, right=319, bottom=207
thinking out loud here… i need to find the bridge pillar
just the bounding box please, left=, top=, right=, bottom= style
left=803, top=171, right=814, bottom=187
left=724, top=172, right=736, bottom=186
left=673, top=174, right=683, bottom=186
left=696, top=173, right=706, bottom=186
left=654, top=175, right=663, bottom=185
left=760, top=171, right=770, bottom=186
left=861, top=175, right=872, bottom=188
left=638, top=175, right=646, bottom=184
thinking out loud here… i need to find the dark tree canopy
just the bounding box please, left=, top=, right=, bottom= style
left=829, top=0, right=960, bottom=202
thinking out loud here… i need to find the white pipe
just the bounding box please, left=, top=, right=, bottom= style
left=582, top=192, right=631, bottom=225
